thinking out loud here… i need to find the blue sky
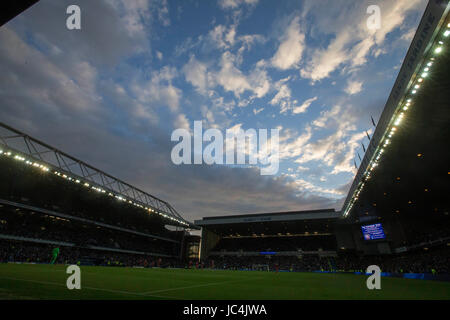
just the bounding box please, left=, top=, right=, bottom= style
left=0, top=0, right=428, bottom=222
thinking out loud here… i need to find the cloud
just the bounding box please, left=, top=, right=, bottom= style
left=218, top=0, right=259, bottom=10
left=292, top=101, right=370, bottom=176
left=400, top=27, right=416, bottom=42
left=270, top=79, right=315, bottom=115
left=174, top=113, right=191, bottom=131
left=344, top=80, right=363, bottom=95
left=216, top=51, right=252, bottom=96
left=131, top=66, right=181, bottom=113
left=312, top=105, right=342, bottom=128
left=213, top=51, right=271, bottom=100
left=271, top=16, right=305, bottom=70
left=208, top=24, right=232, bottom=50
left=253, top=107, right=264, bottom=115
left=293, top=96, right=317, bottom=114
left=300, top=0, right=425, bottom=81
left=0, top=27, right=100, bottom=115
left=287, top=178, right=345, bottom=196
left=278, top=126, right=312, bottom=160
left=183, top=55, right=211, bottom=94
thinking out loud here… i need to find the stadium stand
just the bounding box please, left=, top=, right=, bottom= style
left=0, top=123, right=196, bottom=266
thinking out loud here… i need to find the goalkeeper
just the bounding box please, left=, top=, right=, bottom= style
left=50, top=247, right=59, bottom=264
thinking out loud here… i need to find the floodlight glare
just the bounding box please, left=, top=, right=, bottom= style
left=434, top=47, right=442, bottom=54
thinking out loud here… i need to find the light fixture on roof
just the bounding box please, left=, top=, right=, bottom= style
left=434, top=47, right=442, bottom=54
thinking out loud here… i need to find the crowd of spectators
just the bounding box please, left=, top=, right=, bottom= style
left=0, top=240, right=181, bottom=268
left=0, top=207, right=179, bottom=256
left=212, top=235, right=336, bottom=252
left=401, top=223, right=450, bottom=247
left=206, top=244, right=450, bottom=274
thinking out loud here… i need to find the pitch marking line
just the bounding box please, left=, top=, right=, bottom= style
left=141, top=276, right=264, bottom=295
left=0, top=276, right=173, bottom=299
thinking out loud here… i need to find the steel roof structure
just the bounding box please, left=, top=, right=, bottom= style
left=0, top=122, right=197, bottom=229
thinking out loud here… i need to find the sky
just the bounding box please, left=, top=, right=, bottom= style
left=0, top=0, right=428, bottom=224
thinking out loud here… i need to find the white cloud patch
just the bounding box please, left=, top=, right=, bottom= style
left=253, top=107, right=264, bottom=115
left=271, top=16, right=305, bottom=70
left=174, top=113, right=191, bottom=131
left=218, top=0, right=259, bottom=10
left=293, top=103, right=370, bottom=175
left=270, top=78, right=315, bottom=114
left=131, top=66, right=181, bottom=113
left=286, top=177, right=345, bottom=196
left=344, top=80, right=363, bottom=95
left=185, top=51, right=270, bottom=101
left=300, top=0, right=424, bottom=81
left=216, top=51, right=252, bottom=96
left=293, top=96, right=317, bottom=114
left=183, top=55, right=211, bottom=95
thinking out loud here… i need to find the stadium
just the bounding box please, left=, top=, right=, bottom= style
left=0, top=0, right=450, bottom=302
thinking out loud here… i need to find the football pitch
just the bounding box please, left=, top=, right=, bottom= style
left=0, top=263, right=449, bottom=300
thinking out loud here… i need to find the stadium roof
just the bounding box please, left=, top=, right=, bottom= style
left=341, top=0, right=450, bottom=218
left=195, top=211, right=338, bottom=237
left=195, top=208, right=339, bottom=230
left=0, top=122, right=197, bottom=229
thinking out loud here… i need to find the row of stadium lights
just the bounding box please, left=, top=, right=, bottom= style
left=0, top=149, right=189, bottom=226
left=343, top=23, right=449, bottom=218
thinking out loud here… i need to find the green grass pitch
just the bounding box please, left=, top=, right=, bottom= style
left=0, top=263, right=449, bottom=300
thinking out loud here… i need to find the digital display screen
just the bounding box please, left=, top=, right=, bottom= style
left=361, top=223, right=386, bottom=240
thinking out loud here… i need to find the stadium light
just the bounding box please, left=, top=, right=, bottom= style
left=434, top=47, right=443, bottom=54
left=0, top=147, right=190, bottom=227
